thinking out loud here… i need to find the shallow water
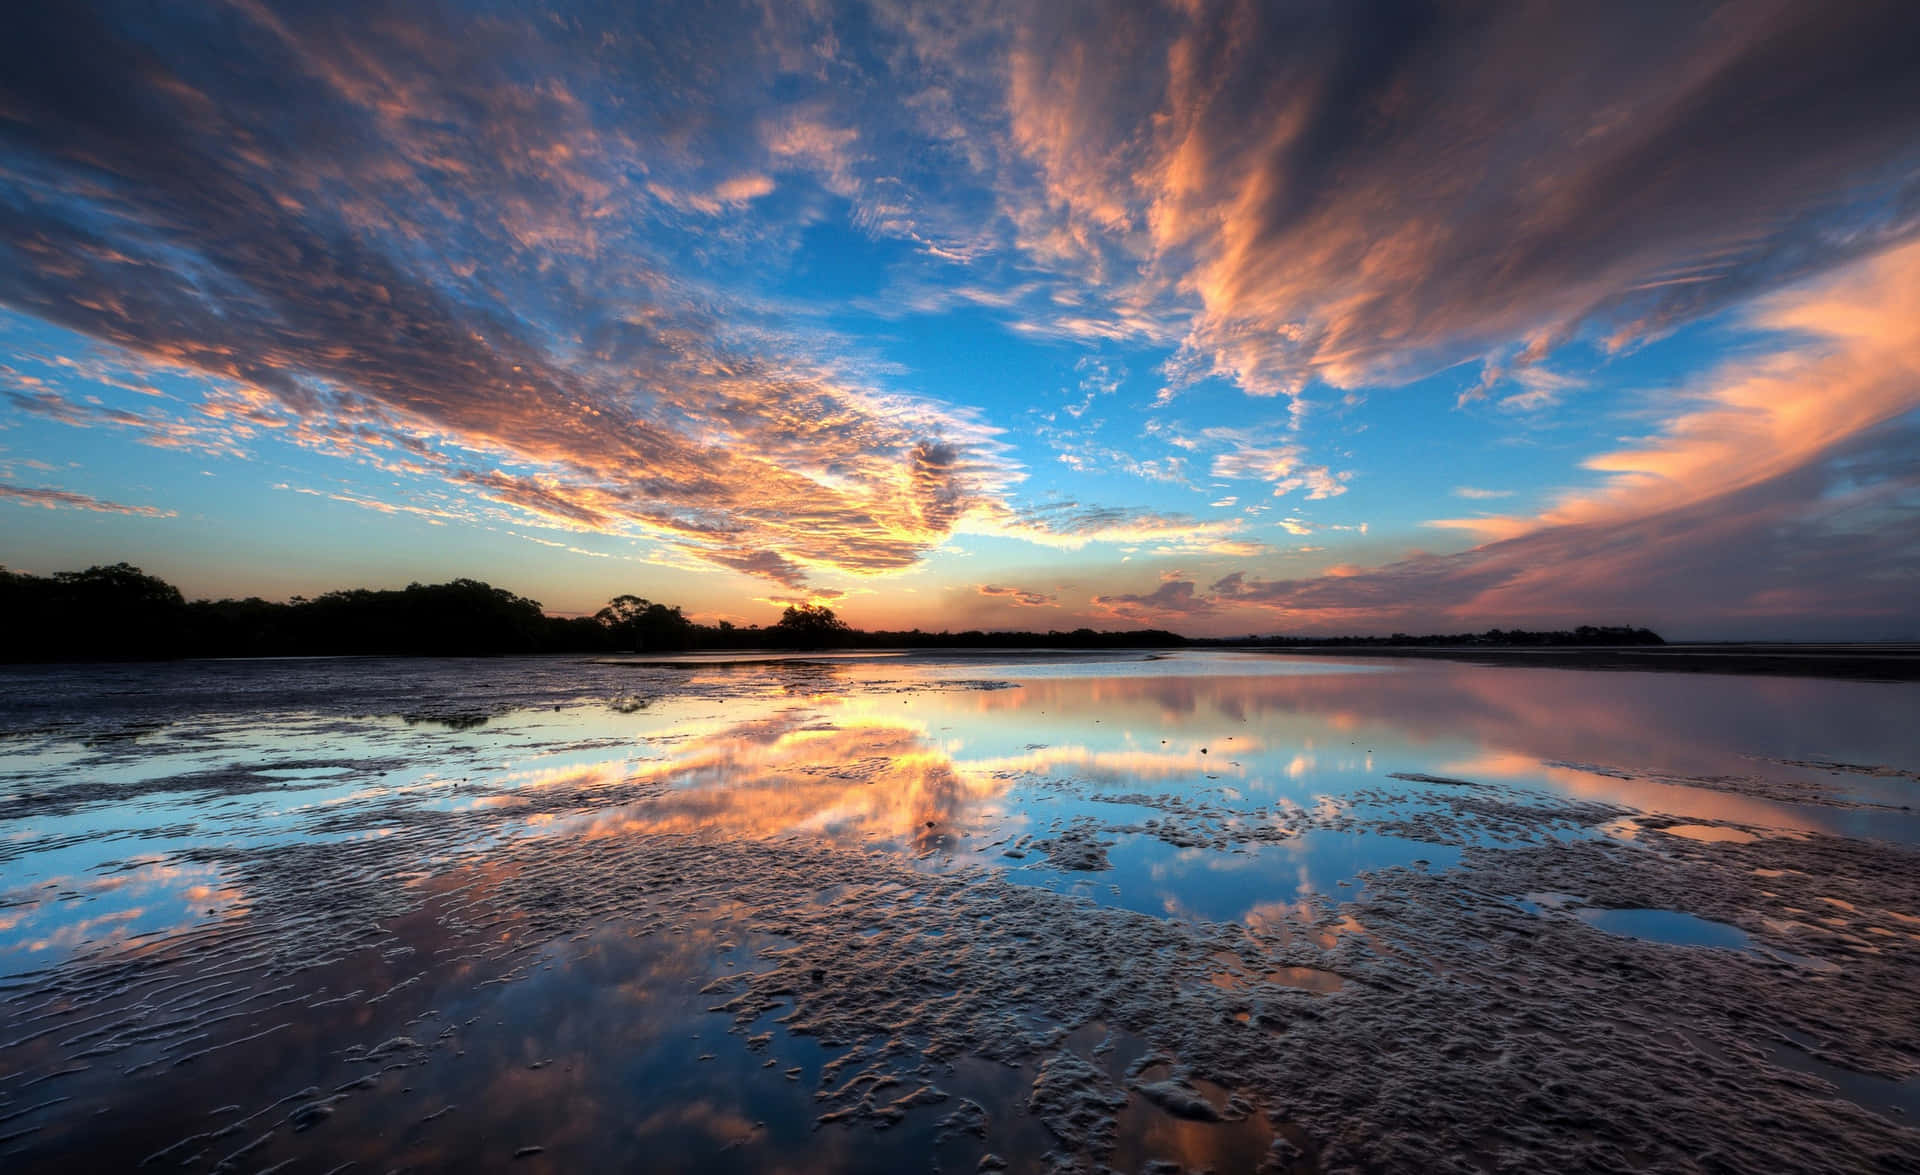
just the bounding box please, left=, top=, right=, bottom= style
left=1573, top=905, right=1755, bottom=951
left=1, top=651, right=1916, bottom=1171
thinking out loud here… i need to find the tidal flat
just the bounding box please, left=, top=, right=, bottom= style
left=1, top=651, right=1916, bottom=1173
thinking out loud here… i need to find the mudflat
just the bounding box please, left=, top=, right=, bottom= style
left=1, top=651, right=1915, bottom=1172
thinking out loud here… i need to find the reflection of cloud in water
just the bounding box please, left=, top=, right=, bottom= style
left=562, top=715, right=1008, bottom=848
left=960, top=742, right=1242, bottom=781
left=942, top=659, right=1914, bottom=831
left=3, top=653, right=1916, bottom=1172
left=1438, top=750, right=1823, bottom=833
left=1, top=857, right=247, bottom=962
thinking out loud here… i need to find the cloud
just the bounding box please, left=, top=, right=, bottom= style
left=888, top=0, right=1920, bottom=403
left=1207, top=442, right=1348, bottom=499
left=1091, top=571, right=1219, bottom=625
left=1452, top=487, right=1514, bottom=501
left=753, top=587, right=848, bottom=609
left=1498, top=366, right=1587, bottom=413
left=1048, top=440, right=1190, bottom=486
left=647, top=173, right=777, bottom=215
left=1208, top=435, right=1920, bottom=639
left=1434, top=239, right=1920, bottom=543
left=0, top=482, right=175, bottom=517
left=0, top=2, right=1029, bottom=589
left=1193, top=242, right=1920, bottom=637
left=3, top=0, right=1917, bottom=631
left=966, top=501, right=1246, bottom=552
left=1058, top=355, right=1125, bottom=419
left=978, top=583, right=1055, bottom=608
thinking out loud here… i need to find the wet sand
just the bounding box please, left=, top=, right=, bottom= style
left=1, top=652, right=1916, bottom=1172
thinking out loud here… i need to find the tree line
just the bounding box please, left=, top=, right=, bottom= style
left=1246, top=626, right=1665, bottom=647
left=0, top=563, right=1661, bottom=663
left=0, top=564, right=1183, bottom=661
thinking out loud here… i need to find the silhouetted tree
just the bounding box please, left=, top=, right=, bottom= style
left=1, top=563, right=187, bottom=660
left=594, top=594, right=694, bottom=651
left=771, top=603, right=852, bottom=649
left=1257, top=626, right=1664, bottom=648
left=0, top=560, right=1663, bottom=663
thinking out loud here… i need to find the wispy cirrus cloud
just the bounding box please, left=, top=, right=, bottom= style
left=0, top=483, right=174, bottom=518
left=3, top=1, right=1917, bottom=633
left=0, top=2, right=1022, bottom=590
left=966, top=501, right=1248, bottom=554
left=903, top=0, right=1920, bottom=407
left=1154, top=242, right=1920, bottom=637
left=1430, top=240, right=1920, bottom=544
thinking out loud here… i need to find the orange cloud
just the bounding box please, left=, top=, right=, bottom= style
left=1498, top=239, right=1920, bottom=535
left=6, top=0, right=1918, bottom=627
left=943, top=1, right=1920, bottom=405
left=1192, top=241, right=1920, bottom=636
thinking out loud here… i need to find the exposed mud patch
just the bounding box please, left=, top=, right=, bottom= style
left=1, top=654, right=1915, bottom=1173
left=1029, top=820, right=1115, bottom=872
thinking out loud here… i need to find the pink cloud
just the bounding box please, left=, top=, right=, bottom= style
left=0, top=483, right=175, bottom=518
left=978, top=583, right=1056, bottom=608
left=1092, top=573, right=1218, bottom=625
left=1108, top=242, right=1920, bottom=638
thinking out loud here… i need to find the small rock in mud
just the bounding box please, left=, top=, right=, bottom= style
left=1134, top=1078, right=1221, bottom=1121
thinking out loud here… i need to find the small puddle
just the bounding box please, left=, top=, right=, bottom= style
left=1605, top=818, right=1765, bottom=845
left=1517, top=895, right=1753, bottom=951
left=1574, top=907, right=1752, bottom=950
left=1772, top=1036, right=1920, bottom=1120
left=1521, top=896, right=1849, bottom=972
left=1661, top=823, right=1760, bottom=844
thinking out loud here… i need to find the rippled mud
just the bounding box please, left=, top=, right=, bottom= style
left=2, top=652, right=1916, bottom=1172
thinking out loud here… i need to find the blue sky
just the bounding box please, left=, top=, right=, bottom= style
left=2, top=1, right=1918, bottom=638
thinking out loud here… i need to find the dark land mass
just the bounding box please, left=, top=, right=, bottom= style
left=0, top=563, right=1184, bottom=661
left=1249, top=642, right=1920, bottom=682
left=4, top=562, right=1913, bottom=679
left=1220, top=625, right=1666, bottom=648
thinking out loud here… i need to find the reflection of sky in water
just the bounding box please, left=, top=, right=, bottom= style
left=1772, top=1033, right=1920, bottom=1121
left=3, top=652, right=1918, bottom=969
left=1572, top=907, right=1754, bottom=951
left=1514, top=894, right=1865, bottom=976
left=1013, top=820, right=1462, bottom=923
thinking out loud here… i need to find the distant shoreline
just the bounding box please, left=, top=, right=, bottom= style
left=1241, top=642, right=1920, bottom=682
left=6, top=643, right=1917, bottom=682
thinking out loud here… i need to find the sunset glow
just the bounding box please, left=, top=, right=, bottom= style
left=4, top=2, right=1918, bottom=636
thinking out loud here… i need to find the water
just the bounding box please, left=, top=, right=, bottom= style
left=1, top=651, right=1916, bottom=1171
left=1574, top=905, right=1754, bottom=950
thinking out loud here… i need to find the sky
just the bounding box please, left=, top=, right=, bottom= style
left=2, top=1, right=1918, bottom=639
